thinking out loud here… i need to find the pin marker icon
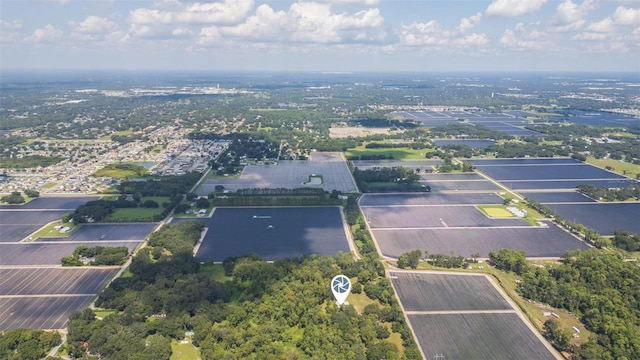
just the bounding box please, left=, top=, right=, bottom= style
left=331, top=275, right=351, bottom=306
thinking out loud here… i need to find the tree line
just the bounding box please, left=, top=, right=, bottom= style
left=489, top=248, right=640, bottom=359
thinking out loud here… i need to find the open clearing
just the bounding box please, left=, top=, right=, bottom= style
left=180, top=207, right=350, bottom=262
left=198, top=152, right=357, bottom=195
left=477, top=205, right=515, bottom=217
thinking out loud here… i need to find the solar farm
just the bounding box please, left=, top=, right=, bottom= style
left=0, top=197, right=153, bottom=330
left=360, top=190, right=589, bottom=258
left=393, top=110, right=542, bottom=137
left=390, top=271, right=560, bottom=360
left=179, top=206, right=352, bottom=262
left=198, top=152, right=358, bottom=195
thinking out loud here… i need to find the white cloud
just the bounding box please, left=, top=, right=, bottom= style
left=0, top=20, right=24, bottom=43
left=303, top=0, right=380, bottom=4
left=499, top=24, right=548, bottom=50
left=130, top=0, right=254, bottom=26
left=70, top=16, right=118, bottom=34
left=611, top=6, right=640, bottom=26
left=486, top=0, right=547, bottom=17
left=397, top=20, right=488, bottom=52
left=25, top=24, right=62, bottom=43
left=211, top=2, right=385, bottom=44
left=457, top=12, right=482, bottom=33
left=549, top=0, right=597, bottom=32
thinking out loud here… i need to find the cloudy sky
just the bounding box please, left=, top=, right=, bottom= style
left=1, top=0, right=638, bottom=72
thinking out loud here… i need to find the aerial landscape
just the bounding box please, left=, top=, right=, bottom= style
left=1, top=0, right=639, bottom=359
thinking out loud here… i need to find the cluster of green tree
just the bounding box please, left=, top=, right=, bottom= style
left=612, top=230, right=640, bottom=252
left=0, top=155, right=64, bottom=168
left=577, top=184, right=639, bottom=202
left=347, top=154, right=396, bottom=160
left=72, top=195, right=167, bottom=224
left=0, top=135, right=26, bottom=154
left=349, top=118, right=418, bottom=129
left=487, top=142, right=570, bottom=158
left=525, top=198, right=611, bottom=248
left=190, top=133, right=279, bottom=174
left=527, top=124, right=640, bottom=163
left=435, top=158, right=474, bottom=173
left=435, top=144, right=482, bottom=158
left=24, top=189, right=39, bottom=197
left=364, top=142, right=413, bottom=149
left=490, top=248, right=640, bottom=359
left=110, top=133, right=142, bottom=144
left=0, top=328, right=61, bottom=360
left=429, top=123, right=512, bottom=140
left=66, top=219, right=420, bottom=359
left=0, top=191, right=25, bottom=204
left=62, top=245, right=129, bottom=266
left=208, top=188, right=344, bottom=207
left=353, top=167, right=424, bottom=193
left=118, top=172, right=201, bottom=197
left=94, top=163, right=148, bottom=178
left=396, top=250, right=477, bottom=269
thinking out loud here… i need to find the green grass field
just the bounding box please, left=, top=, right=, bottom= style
left=99, top=129, right=134, bottom=141
left=29, top=221, right=76, bottom=240
left=105, top=197, right=169, bottom=222
left=199, top=263, right=232, bottom=282
left=345, top=143, right=433, bottom=160
left=586, top=157, right=640, bottom=179
left=171, top=338, right=201, bottom=360
left=477, top=205, right=515, bottom=218
left=94, top=163, right=148, bottom=179
left=94, top=309, right=117, bottom=318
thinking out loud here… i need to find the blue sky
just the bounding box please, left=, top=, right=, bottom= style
left=1, top=0, right=638, bottom=71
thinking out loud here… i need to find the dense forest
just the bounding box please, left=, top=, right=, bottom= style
left=66, top=221, right=421, bottom=359
left=489, top=248, right=640, bottom=359
left=0, top=328, right=61, bottom=360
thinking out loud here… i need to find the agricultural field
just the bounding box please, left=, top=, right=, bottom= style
left=197, top=152, right=358, bottom=195
left=183, top=206, right=350, bottom=262
left=390, top=272, right=559, bottom=360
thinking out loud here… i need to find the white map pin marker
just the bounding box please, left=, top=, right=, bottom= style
left=331, top=274, right=351, bottom=306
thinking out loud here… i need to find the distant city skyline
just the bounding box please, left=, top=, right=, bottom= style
left=1, top=0, right=638, bottom=72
